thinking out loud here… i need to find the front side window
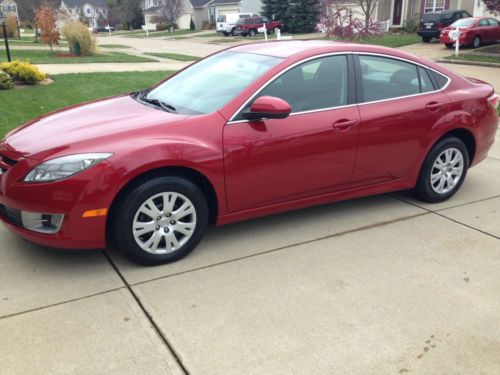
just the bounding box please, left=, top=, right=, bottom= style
left=146, top=51, right=282, bottom=115
left=236, top=55, right=349, bottom=119
left=479, top=19, right=489, bottom=27
left=359, top=55, right=419, bottom=102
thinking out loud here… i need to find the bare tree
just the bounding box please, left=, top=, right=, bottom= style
left=160, top=0, right=182, bottom=31
left=353, top=0, right=379, bottom=34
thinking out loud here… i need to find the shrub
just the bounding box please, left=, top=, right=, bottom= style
left=35, top=5, right=60, bottom=50
left=0, top=14, right=19, bottom=38
left=0, top=61, right=46, bottom=85
left=61, top=20, right=98, bottom=56
left=0, top=70, right=14, bottom=90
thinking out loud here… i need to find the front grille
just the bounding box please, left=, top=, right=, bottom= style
left=0, top=151, right=19, bottom=174
left=0, top=204, right=23, bottom=228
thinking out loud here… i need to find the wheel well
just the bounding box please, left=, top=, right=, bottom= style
left=106, top=166, right=219, bottom=242
left=436, top=128, right=476, bottom=165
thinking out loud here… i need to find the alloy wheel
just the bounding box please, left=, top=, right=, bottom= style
left=132, top=192, right=197, bottom=254
left=430, top=147, right=464, bottom=195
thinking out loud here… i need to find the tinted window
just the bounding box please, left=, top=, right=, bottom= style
left=237, top=55, right=349, bottom=118
left=418, top=67, right=434, bottom=93
left=422, top=13, right=440, bottom=22
left=479, top=19, right=489, bottom=27
left=430, top=70, right=448, bottom=89
left=451, top=18, right=475, bottom=28
left=488, top=19, right=500, bottom=26
left=359, top=55, right=419, bottom=102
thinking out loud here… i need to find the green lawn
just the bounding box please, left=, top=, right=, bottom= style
left=125, top=29, right=197, bottom=39
left=145, top=52, right=201, bottom=61
left=358, top=33, right=421, bottom=48
left=0, top=49, right=158, bottom=64
left=99, top=44, right=132, bottom=49
left=443, top=53, right=500, bottom=65
left=0, top=71, right=173, bottom=135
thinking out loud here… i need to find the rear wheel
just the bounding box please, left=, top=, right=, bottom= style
left=445, top=43, right=454, bottom=48
left=422, top=36, right=432, bottom=43
left=113, top=176, right=209, bottom=265
left=222, top=31, right=229, bottom=36
left=472, top=36, right=481, bottom=48
left=231, top=27, right=236, bottom=36
left=249, top=28, right=257, bottom=37
left=415, top=137, right=469, bottom=203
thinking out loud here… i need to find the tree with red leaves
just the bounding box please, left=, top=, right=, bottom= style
left=35, top=4, right=59, bottom=50
left=481, top=0, right=500, bottom=15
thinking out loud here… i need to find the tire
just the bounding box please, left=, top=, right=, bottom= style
left=249, top=29, right=256, bottom=37
left=415, top=137, right=469, bottom=203
left=231, top=27, right=236, bottom=36
left=112, top=176, right=209, bottom=265
left=422, top=36, right=432, bottom=43
left=222, top=31, right=229, bottom=36
left=472, top=36, right=481, bottom=49
left=445, top=43, right=453, bottom=48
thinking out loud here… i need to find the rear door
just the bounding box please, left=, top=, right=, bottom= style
left=488, top=19, right=500, bottom=41
left=351, top=54, right=451, bottom=186
left=478, top=18, right=492, bottom=42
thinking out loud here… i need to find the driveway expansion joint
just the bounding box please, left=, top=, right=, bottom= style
left=102, top=251, right=190, bottom=375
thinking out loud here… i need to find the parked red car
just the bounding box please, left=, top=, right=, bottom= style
left=440, top=17, right=500, bottom=48
left=0, top=41, right=498, bottom=265
left=235, top=16, right=283, bottom=36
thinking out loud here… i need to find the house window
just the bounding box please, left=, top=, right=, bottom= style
left=86, top=8, right=91, bottom=14
left=424, top=0, right=444, bottom=13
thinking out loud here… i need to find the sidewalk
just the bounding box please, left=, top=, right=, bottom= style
left=36, top=61, right=190, bottom=74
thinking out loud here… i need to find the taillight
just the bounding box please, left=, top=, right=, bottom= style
left=487, top=93, right=499, bottom=110
left=438, top=22, right=445, bottom=29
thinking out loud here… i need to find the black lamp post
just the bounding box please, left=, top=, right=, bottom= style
left=0, top=12, right=12, bottom=62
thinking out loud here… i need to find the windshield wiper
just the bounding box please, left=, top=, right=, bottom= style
left=141, top=96, right=177, bottom=114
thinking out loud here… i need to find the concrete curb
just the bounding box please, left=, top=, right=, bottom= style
left=437, top=58, right=500, bottom=68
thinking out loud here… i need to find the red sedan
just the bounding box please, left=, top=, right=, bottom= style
left=440, top=17, right=500, bottom=48
left=0, top=41, right=498, bottom=265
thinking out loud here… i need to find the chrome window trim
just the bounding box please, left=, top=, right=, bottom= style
left=226, top=51, right=451, bottom=125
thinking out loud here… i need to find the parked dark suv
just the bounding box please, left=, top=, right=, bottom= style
left=418, top=10, right=471, bottom=42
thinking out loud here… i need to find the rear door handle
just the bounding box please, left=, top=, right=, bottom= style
left=332, top=119, right=359, bottom=131
left=425, top=102, right=443, bottom=111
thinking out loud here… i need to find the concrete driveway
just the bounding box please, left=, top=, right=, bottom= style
left=1, top=137, right=499, bottom=373
left=3, top=37, right=500, bottom=374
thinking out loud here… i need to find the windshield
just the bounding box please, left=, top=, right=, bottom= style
left=146, top=51, right=282, bottom=115
left=451, top=18, right=475, bottom=28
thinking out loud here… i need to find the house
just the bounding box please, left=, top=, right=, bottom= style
left=0, top=0, right=18, bottom=18
left=376, top=0, right=475, bottom=28
left=142, top=0, right=211, bottom=30
left=142, top=0, right=262, bottom=30
left=60, top=0, right=109, bottom=28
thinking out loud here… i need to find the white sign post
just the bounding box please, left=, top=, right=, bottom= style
left=258, top=24, right=267, bottom=41
left=449, top=27, right=460, bottom=57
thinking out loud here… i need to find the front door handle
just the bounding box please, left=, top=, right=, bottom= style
left=332, top=119, right=359, bottom=131
left=425, top=102, right=443, bottom=111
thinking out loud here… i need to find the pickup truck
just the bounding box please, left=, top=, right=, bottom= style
left=235, top=17, right=284, bottom=37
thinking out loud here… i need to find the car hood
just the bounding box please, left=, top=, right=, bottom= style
left=4, top=95, right=188, bottom=160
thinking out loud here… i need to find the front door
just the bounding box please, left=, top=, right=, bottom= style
left=223, top=54, right=360, bottom=213
left=393, top=0, right=403, bottom=26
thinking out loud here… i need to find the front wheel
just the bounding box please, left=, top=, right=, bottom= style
left=415, top=137, right=469, bottom=203
left=249, top=29, right=256, bottom=37
left=222, top=31, right=229, bottom=36
left=113, top=176, right=209, bottom=265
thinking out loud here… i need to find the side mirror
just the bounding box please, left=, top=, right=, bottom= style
left=242, top=96, right=292, bottom=121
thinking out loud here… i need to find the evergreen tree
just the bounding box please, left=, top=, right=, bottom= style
left=261, top=0, right=289, bottom=28
left=287, top=0, right=321, bottom=33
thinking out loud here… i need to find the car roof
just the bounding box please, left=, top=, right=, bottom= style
left=228, top=40, right=422, bottom=60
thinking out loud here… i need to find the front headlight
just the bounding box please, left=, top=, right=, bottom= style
left=24, top=153, right=112, bottom=183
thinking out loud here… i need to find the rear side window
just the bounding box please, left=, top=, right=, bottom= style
left=418, top=67, right=435, bottom=93
left=488, top=19, right=500, bottom=26
left=358, top=55, right=419, bottom=102
left=430, top=70, right=448, bottom=89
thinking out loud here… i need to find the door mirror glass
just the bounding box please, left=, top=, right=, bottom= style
left=242, top=96, right=291, bottom=120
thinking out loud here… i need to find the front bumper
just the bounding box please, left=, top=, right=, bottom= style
left=0, top=148, right=114, bottom=249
